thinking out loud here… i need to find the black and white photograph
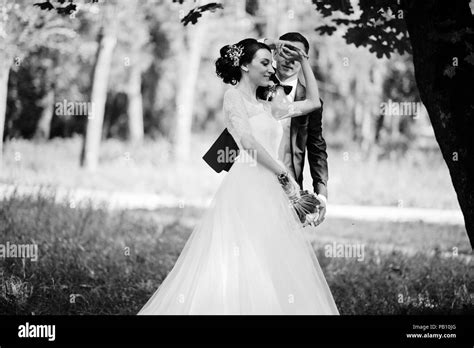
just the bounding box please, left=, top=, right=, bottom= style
left=0, top=0, right=473, bottom=346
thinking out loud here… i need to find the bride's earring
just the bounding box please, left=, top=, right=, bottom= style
left=241, top=66, right=249, bottom=72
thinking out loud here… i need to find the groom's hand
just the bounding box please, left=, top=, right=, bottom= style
left=264, top=38, right=309, bottom=60
left=278, top=44, right=308, bottom=62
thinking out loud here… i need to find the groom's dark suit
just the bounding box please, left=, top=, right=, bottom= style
left=202, top=81, right=328, bottom=198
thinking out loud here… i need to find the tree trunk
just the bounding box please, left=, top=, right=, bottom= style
left=404, top=0, right=474, bottom=248
left=127, top=63, right=144, bottom=144
left=80, top=27, right=117, bottom=170
left=34, top=86, right=55, bottom=140
left=0, top=58, right=12, bottom=167
left=173, top=23, right=207, bottom=161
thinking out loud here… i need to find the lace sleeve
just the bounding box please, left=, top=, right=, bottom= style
left=223, top=89, right=253, bottom=144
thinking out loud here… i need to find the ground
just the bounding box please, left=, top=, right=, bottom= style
left=0, top=193, right=472, bottom=315
left=0, top=136, right=471, bottom=315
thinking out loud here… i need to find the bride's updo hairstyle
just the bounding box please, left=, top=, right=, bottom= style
left=215, top=38, right=271, bottom=85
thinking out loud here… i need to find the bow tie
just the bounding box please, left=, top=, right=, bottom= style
left=270, top=75, right=293, bottom=95
left=275, top=83, right=293, bottom=95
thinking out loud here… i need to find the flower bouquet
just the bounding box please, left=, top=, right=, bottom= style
left=277, top=172, right=321, bottom=226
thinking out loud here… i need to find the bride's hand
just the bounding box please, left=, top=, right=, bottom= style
left=270, top=89, right=303, bottom=120
left=277, top=171, right=300, bottom=200
left=287, top=172, right=301, bottom=192
left=277, top=44, right=308, bottom=62
left=265, top=38, right=301, bottom=52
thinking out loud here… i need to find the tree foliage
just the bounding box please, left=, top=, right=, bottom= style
left=172, top=1, right=223, bottom=26
left=33, top=0, right=98, bottom=15
left=32, top=0, right=473, bottom=65
left=313, top=0, right=412, bottom=58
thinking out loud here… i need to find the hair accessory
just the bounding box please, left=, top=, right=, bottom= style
left=225, top=44, right=244, bottom=67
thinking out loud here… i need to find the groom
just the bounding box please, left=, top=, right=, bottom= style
left=264, top=33, right=328, bottom=226
left=203, top=33, right=328, bottom=226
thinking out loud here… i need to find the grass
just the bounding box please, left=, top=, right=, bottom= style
left=0, top=192, right=472, bottom=315
left=0, top=134, right=460, bottom=209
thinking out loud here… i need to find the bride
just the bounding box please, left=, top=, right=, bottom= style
left=138, top=38, right=339, bottom=315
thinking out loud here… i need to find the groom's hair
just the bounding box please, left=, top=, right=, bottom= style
left=279, top=32, right=309, bottom=54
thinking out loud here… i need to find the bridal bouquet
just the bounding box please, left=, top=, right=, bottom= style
left=277, top=173, right=321, bottom=226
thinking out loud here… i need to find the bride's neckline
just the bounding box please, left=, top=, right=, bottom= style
left=236, top=86, right=264, bottom=107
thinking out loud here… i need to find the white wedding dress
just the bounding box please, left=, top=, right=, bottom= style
left=138, top=88, right=339, bottom=315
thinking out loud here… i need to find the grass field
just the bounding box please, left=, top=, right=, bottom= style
left=1, top=192, right=472, bottom=315
left=0, top=135, right=460, bottom=209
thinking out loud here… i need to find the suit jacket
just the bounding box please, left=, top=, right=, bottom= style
left=202, top=81, right=328, bottom=197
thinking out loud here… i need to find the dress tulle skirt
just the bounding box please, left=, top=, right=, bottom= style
left=138, top=155, right=339, bottom=315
